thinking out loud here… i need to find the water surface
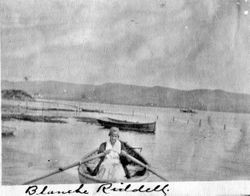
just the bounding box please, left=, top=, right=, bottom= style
left=2, top=101, right=250, bottom=184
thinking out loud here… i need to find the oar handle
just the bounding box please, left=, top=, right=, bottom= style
left=80, top=152, right=106, bottom=164
left=80, top=148, right=99, bottom=162
left=23, top=151, right=106, bottom=185
left=121, top=150, right=168, bottom=181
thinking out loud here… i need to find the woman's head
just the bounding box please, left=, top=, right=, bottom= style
left=109, top=127, right=119, bottom=145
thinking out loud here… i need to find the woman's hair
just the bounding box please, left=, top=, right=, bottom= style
left=108, top=127, right=120, bottom=137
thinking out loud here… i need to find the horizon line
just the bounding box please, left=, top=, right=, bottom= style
left=2, top=79, right=250, bottom=96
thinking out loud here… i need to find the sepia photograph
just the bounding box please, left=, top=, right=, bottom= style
left=1, top=0, right=250, bottom=191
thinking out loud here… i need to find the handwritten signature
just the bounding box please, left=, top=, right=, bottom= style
left=97, top=182, right=169, bottom=195
left=25, top=184, right=89, bottom=195
left=25, top=183, right=169, bottom=196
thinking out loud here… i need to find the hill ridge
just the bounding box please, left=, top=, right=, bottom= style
left=2, top=80, right=250, bottom=113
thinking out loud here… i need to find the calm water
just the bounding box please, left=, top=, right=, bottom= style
left=2, top=100, right=250, bottom=184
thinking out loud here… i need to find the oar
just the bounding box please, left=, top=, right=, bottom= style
left=80, top=148, right=99, bottom=162
left=23, top=149, right=104, bottom=185
left=121, top=150, right=168, bottom=181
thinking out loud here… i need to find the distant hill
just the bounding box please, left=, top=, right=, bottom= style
left=1, top=80, right=94, bottom=100
left=2, top=80, right=250, bottom=113
left=2, top=89, right=34, bottom=101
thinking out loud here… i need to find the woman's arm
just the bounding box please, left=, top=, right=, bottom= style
left=92, top=142, right=106, bottom=176
left=98, top=142, right=106, bottom=153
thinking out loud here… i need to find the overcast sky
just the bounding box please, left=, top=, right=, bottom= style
left=1, top=0, right=250, bottom=93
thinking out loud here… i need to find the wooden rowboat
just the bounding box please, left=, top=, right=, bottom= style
left=180, top=108, right=197, bottom=114
left=78, top=142, right=149, bottom=183
left=97, top=117, right=156, bottom=133
left=2, top=126, right=15, bottom=137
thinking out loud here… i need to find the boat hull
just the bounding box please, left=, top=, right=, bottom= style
left=180, top=109, right=197, bottom=114
left=97, top=118, right=156, bottom=133
left=2, top=131, right=14, bottom=137
left=2, top=126, right=15, bottom=137
left=78, top=168, right=149, bottom=184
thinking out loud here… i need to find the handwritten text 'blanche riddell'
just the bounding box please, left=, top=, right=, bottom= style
left=25, top=183, right=170, bottom=196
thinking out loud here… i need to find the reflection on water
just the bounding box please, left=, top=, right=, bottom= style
left=2, top=101, right=250, bottom=184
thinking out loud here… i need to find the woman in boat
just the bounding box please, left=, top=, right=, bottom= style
left=89, top=127, right=130, bottom=181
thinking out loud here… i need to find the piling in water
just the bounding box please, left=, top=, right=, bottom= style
left=208, top=116, right=211, bottom=126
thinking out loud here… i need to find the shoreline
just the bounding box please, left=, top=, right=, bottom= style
left=2, top=98, right=250, bottom=115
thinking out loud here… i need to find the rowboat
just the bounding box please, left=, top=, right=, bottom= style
left=180, top=108, right=197, bottom=114
left=2, top=131, right=14, bottom=137
left=78, top=142, right=150, bottom=183
left=97, top=117, right=156, bottom=133
left=2, top=126, right=15, bottom=137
